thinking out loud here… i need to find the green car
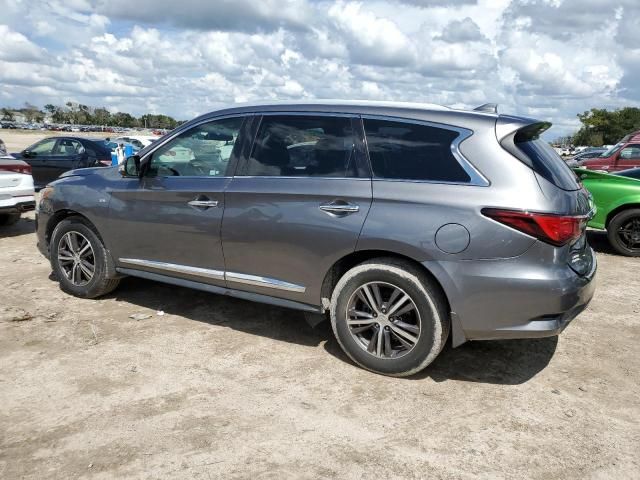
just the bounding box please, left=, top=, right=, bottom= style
left=575, top=168, right=640, bottom=256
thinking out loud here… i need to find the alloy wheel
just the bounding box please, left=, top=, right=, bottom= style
left=57, top=231, right=96, bottom=286
left=345, top=281, right=421, bottom=359
left=617, top=217, right=640, bottom=251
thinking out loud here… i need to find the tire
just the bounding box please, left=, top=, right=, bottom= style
left=330, top=258, right=449, bottom=377
left=607, top=208, right=640, bottom=257
left=50, top=217, right=121, bottom=298
left=0, top=213, right=20, bottom=226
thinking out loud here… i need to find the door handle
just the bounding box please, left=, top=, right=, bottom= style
left=319, top=201, right=359, bottom=215
left=188, top=199, right=219, bottom=208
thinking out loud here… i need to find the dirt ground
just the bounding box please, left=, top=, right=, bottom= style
left=1, top=133, right=639, bottom=478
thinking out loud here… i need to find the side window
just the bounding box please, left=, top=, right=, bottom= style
left=148, top=117, right=243, bottom=177
left=363, top=118, right=471, bottom=183
left=29, top=139, right=57, bottom=155
left=619, top=145, right=640, bottom=159
left=245, top=115, right=357, bottom=177
left=52, top=139, right=84, bottom=156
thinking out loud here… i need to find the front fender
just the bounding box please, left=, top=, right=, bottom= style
left=603, top=195, right=640, bottom=226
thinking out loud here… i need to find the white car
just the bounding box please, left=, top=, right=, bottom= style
left=114, top=135, right=159, bottom=150
left=0, top=160, right=36, bottom=226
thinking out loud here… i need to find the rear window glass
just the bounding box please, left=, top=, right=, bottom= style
left=363, top=119, right=470, bottom=182
left=512, top=124, right=579, bottom=191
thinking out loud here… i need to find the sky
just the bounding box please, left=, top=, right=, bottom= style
left=1, top=0, right=639, bottom=137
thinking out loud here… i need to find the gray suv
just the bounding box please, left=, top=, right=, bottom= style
left=36, top=101, right=596, bottom=376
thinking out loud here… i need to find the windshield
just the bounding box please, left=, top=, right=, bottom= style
left=600, top=142, right=624, bottom=157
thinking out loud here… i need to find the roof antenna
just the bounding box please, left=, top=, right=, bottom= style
left=473, top=103, right=498, bottom=114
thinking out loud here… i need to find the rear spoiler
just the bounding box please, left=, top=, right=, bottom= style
left=494, top=114, right=544, bottom=142
left=497, top=118, right=552, bottom=169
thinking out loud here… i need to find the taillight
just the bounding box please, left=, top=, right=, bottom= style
left=0, top=163, right=31, bottom=175
left=482, top=208, right=587, bottom=246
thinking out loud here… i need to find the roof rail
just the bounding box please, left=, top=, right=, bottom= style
left=473, top=103, right=498, bottom=114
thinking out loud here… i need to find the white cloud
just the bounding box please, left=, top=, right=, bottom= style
left=0, top=25, right=46, bottom=62
left=0, top=0, right=639, bottom=137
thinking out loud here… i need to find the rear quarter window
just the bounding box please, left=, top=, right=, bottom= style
left=363, top=118, right=471, bottom=183
left=504, top=122, right=579, bottom=191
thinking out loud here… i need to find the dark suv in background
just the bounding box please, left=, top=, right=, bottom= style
left=36, top=101, right=596, bottom=376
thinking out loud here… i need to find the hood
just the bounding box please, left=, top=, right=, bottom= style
left=59, top=166, right=110, bottom=178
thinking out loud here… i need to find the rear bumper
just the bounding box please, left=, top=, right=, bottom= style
left=426, top=243, right=597, bottom=344
left=0, top=195, right=36, bottom=214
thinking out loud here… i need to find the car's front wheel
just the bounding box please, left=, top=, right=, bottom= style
left=330, top=258, right=449, bottom=377
left=50, top=217, right=121, bottom=298
left=607, top=208, right=640, bottom=257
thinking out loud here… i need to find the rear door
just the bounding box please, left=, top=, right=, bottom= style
left=107, top=115, right=246, bottom=286
left=48, top=138, right=85, bottom=180
left=222, top=113, right=372, bottom=307
left=615, top=144, right=640, bottom=171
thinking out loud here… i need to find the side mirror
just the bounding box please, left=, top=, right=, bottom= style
left=23, top=150, right=33, bottom=158
left=119, top=155, right=140, bottom=177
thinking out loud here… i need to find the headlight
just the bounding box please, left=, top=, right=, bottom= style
left=39, top=186, right=55, bottom=201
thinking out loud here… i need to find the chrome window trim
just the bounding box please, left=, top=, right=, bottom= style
left=225, top=271, right=306, bottom=293
left=259, top=111, right=357, bottom=118
left=231, top=176, right=370, bottom=181
left=119, top=258, right=225, bottom=281
left=360, top=114, right=490, bottom=187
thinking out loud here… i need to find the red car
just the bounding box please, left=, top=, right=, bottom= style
left=581, top=130, right=640, bottom=172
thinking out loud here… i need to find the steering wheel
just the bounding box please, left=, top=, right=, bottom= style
left=188, top=161, right=209, bottom=176
left=157, top=165, right=181, bottom=176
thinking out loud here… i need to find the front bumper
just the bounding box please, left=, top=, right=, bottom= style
left=426, top=242, right=597, bottom=344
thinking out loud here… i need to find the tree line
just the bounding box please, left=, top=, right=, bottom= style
left=571, top=107, right=640, bottom=146
left=1, top=102, right=182, bottom=129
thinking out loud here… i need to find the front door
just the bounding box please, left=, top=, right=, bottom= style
left=23, top=138, right=57, bottom=187
left=222, top=113, right=372, bottom=307
left=107, top=115, right=246, bottom=286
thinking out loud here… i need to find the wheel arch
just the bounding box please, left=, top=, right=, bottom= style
left=320, top=249, right=452, bottom=316
left=46, top=209, right=100, bottom=247
left=46, top=209, right=119, bottom=279
left=605, top=203, right=640, bottom=228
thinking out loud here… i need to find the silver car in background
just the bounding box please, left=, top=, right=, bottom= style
left=36, top=101, right=596, bottom=376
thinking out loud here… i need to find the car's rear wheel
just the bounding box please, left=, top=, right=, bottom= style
left=607, top=208, right=640, bottom=257
left=50, top=217, right=121, bottom=298
left=0, top=213, right=20, bottom=226
left=330, top=258, right=449, bottom=377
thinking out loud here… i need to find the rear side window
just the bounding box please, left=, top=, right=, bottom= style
left=619, top=145, right=640, bottom=159
left=53, top=139, right=84, bottom=156
left=245, top=115, right=357, bottom=177
left=363, top=118, right=470, bottom=182
left=510, top=123, right=579, bottom=191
